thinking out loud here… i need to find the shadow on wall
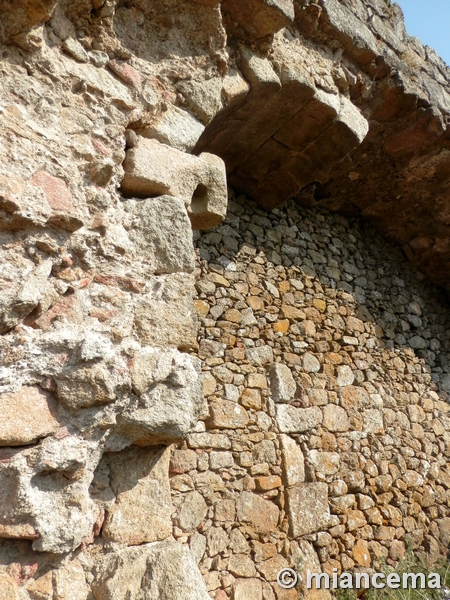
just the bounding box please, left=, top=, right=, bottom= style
left=199, top=192, right=450, bottom=402
left=196, top=191, right=450, bottom=402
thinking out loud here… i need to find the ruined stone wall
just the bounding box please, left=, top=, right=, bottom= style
left=197, top=0, right=450, bottom=292
left=0, top=0, right=450, bottom=598
left=0, top=3, right=228, bottom=595
left=179, top=193, right=450, bottom=599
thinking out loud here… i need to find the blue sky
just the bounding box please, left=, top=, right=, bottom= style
left=397, top=0, right=450, bottom=65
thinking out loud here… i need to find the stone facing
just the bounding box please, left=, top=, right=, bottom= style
left=173, top=193, right=450, bottom=597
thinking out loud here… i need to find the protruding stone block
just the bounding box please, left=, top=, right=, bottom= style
left=142, top=106, right=205, bottom=152
left=0, top=259, right=52, bottom=334
left=239, top=46, right=281, bottom=89
left=200, top=48, right=368, bottom=210
left=55, top=365, right=116, bottom=410
left=121, top=138, right=227, bottom=230
left=0, top=387, right=60, bottom=446
left=0, top=435, right=101, bottom=554
left=321, top=0, right=378, bottom=65
left=222, top=0, right=294, bottom=38
left=91, top=540, right=211, bottom=600
left=117, top=353, right=203, bottom=446
left=274, top=87, right=340, bottom=151
left=177, top=77, right=223, bottom=125
left=0, top=0, right=57, bottom=42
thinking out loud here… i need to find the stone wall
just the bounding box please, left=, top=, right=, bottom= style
left=0, top=4, right=228, bottom=593
left=0, top=0, right=450, bottom=598
left=179, top=193, right=450, bottom=599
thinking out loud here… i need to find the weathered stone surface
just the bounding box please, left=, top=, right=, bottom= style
left=232, top=577, right=263, bottom=600
left=276, top=405, right=322, bottom=433
left=286, top=483, right=330, bottom=537
left=210, top=450, right=234, bottom=470
left=222, top=0, right=294, bottom=38
left=26, top=571, right=54, bottom=599
left=295, top=540, right=332, bottom=600
left=246, top=345, right=274, bottom=365
left=108, top=60, right=141, bottom=88
left=207, top=399, right=249, bottom=429
left=55, top=365, right=116, bottom=410
left=187, top=432, right=232, bottom=450
left=130, top=348, right=192, bottom=396
left=190, top=531, right=207, bottom=564
left=2, top=0, right=450, bottom=592
left=170, top=449, right=197, bottom=474
left=336, top=365, right=355, bottom=387
left=0, top=0, right=56, bottom=41
left=122, top=137, right=227, bottom=230
left=236, top=491, right=279, bottom=534
left=241, top=387, right=262, bottom=409
left=389, top=540, right=406, bottom=561
left=280, top=434, right=305, bottom=487
left=309, top=450, right=340, bottom=476
left=53, top=560, right=89, bottom=600
left=362, top=409, right=384, bottom=434
left=0, top=387, right=60, bottom=446
left=206, top=526, right=229, bottom=556
left=353, top=539, right=371, bottom=567
left=177, top=77, right=223, bottom=125
left=63, top=37, right=89, bottom=63
left=142, top=106, right=205, bottom=152
left=0, top=436, right=101, bottom=554
left=303, top=352, right=321, bottom=373
left=117, top=354, right=203, bottom=445
left=68, top=56, right=136, bottom=103
left=257, top=553, right=288, bottom=581
left=340, top=386, right=370, bottom=410
left=269, top=363, right=296, bottom=403
left=436, top=518, right=450, bottom=548
left=0, top=259, right=52, bottom=333
left=322, top=404, right=350, bottom=433
left=0, top=573, right=20, bottom=600
left=123, top=196, right=195, bottom=274
left=103, top=446, right=172, bottom=545
left=201, top=58, right=368, bottom=209
left=91, top=540, right=210, bottom=599
left=134, top=274, right=198, bottom=350
left=178, top=490, right=208, bottom=532
left=228, top=553, right=257, bottom=577
left=31, top=171, right=73, bottom=211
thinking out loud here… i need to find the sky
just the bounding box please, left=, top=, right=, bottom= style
left=397, top=0, right=450, bottom=66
